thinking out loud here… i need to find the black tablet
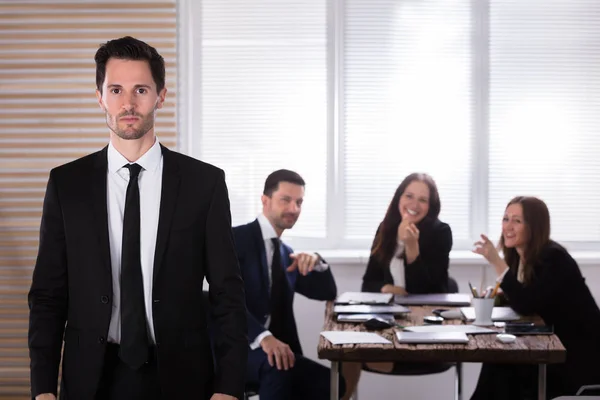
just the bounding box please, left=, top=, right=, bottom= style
left=505, top=324, right=553, bottom=335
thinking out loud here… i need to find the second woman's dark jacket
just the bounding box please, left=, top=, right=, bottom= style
left=500, top=240, right=600, bottom=394
left=361, top=217, right=453, bottom=294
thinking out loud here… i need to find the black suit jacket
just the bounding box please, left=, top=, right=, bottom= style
left=361, top=218, right=453, bottom=294
left=28, top=145, right=248, bottom=400
left=232, top=220, right=337, bottom=355
left=500, top=240, right=600, bottom=393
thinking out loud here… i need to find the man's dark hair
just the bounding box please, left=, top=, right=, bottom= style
left=263, top=169, right=305, bottom=196
left=94, top=36, right=165, bottom=94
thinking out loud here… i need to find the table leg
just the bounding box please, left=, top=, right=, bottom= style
left=538, top=364, right=546, bottom=400
left=331, top=361, right=339, bottom=400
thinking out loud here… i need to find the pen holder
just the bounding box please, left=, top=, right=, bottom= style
left=472, top=297, right=494, bottom=326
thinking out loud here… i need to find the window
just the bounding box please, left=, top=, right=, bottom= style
left=186, top=0, right=600, bottom=251
left=343, top=0, right=473, bottom=246
left=192, top=0, right=328, bottom=239
left=488, top=0, right=600, bottom=245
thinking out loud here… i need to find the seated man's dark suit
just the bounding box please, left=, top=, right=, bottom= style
left=233, top=218, right=345, bottom=400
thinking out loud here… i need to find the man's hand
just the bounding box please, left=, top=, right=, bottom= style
left=260, top=335, right=295, bottom=370
left=35, top=394, right=56, bottom=400
left=286, top=252, right=319, bottom=276
left=381, top=284, right=408, bottom=296
left=210, top=394, right=237, bottom=400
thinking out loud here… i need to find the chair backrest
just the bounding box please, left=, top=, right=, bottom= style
left=576, top=384, right=600, bottom=396
left=447, top=277, right=459, bottom=294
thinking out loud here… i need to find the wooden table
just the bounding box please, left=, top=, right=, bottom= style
left=318, top=302, right=566, bottom=400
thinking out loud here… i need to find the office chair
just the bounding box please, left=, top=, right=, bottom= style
left=576, top=385, right=600, bottom=396
left=351, top=277, right=463, bottom=400
left=552, top=384, right=600, bottom=399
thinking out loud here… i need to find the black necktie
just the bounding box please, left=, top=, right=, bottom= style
left=269, top=238, right=287, bottom=340
left=119, top=163, right=148, bottom=369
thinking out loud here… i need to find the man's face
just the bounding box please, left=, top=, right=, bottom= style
left=262, top=182, right=304, bottom=231
left=96, top=58, right=166, bottom=141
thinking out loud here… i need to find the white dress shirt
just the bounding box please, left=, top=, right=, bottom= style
left=106, top=139, right=163, bottom=344
left=496, top=260, right=525, bottom=284
left=250, top=213, right=328, bottom=349
left=389, top=239, right=406, bottom=288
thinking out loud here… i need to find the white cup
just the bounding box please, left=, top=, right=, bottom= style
left=472, top=297, right=494, bottom=326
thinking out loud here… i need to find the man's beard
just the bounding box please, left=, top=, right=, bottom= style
left=107, top=110, right=154, bottom=140
left=275, top=213, right=298, bottom=230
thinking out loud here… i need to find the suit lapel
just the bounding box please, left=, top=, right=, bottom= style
left=91, top=146, right=112, bottom=274
left=250, top=220, right=270, bottom=294
left=152, top=145, right=181, bottom=283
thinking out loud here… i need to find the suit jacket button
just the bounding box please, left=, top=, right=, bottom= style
left=98, top=336, right=105, bottom=344
left=100, top=295, right=109, bottom=304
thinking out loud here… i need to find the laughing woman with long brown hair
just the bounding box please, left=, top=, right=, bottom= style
left=341, top=173, right=453, bottom=400
left=471, top=196, right=600, bottom=399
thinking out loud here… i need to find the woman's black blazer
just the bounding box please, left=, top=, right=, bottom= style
left=361, top=217, right=453, bottom=294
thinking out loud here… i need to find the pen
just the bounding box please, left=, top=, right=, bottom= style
left=490, top=281, right=501, bottom=298
left=479, top=266, right=487, bottom=301
left=468, top=281, right=478, bottom=298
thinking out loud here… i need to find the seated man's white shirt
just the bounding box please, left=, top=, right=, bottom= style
left=250, top=213, right=328, bottom=350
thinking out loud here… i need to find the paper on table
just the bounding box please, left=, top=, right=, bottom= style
left=460, top=307, right=521, bottom=322
left=335, top=292, right=393, bottom=304
left=320, top=331, right=392, bottom=345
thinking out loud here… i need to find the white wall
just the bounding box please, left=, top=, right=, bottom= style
left=291, top=262, right=600, bottom=400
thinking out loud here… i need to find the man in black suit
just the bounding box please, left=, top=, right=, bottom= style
left=28, top=36, right=247, bottom=400
left=232, top=169, right=346, bottom=400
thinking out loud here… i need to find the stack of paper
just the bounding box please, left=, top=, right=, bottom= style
left=335, top=292, right=393, bottom=305
left=320, top=331, right=392, bottom=345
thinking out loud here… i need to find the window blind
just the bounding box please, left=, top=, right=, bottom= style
left=195, top=0, right=328, bottom=240
left=488, top=0, right=600, bottom=244
left=343, top=0, right=473, bottom=242
left=0, top=1, right=178, bottom=396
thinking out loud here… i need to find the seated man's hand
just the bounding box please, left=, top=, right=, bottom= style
left=287, top=252, right=319, bottom=276
left=260, top=335, right=295, bottom=370
left=381, top=284, right=407, bottom=296
left=35, top=394, right=56, bottom=400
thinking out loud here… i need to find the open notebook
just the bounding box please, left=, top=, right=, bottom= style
left=335, top=292, right=393, bottom=305
left=396, top=331, right=469, bottom=344
left=404, top=324, right=496, bottom=334
left=333, top=304, right=411, bottom=315
left=337, top=313, right=395, bottom=323
left=394, top=293, right=472, bottom=306
left=321, top=331, right=392, bottom=345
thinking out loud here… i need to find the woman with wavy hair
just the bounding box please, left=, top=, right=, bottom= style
left=471, top=196, right=600, bottom=399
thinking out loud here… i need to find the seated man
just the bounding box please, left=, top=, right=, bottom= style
left=233, top=169, right=346, bottom=400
